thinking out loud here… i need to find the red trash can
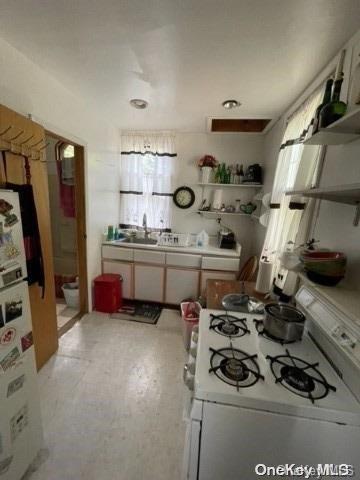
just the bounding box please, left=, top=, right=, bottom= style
left=94, top=274, right=122, bottom=313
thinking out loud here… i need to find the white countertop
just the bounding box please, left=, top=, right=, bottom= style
left=298, top=272, right=360, bottom=327
left=102, top=238, right=241, bottom=258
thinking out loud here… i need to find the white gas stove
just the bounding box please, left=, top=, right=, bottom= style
left=183, top=286, right=360, bottom=480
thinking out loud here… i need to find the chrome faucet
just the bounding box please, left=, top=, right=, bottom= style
left=142, top=213, right=149, bottom=239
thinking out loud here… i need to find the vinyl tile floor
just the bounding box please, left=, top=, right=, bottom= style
left=26, top=309, right=187, bottom=480
left=56, top=301, right=79, bottom=330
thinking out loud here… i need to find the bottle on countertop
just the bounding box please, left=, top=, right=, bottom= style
left=319, top=50, right=347, bottom=128
left=196, top=230, right=209, bottom=247
left=107, top=225, right=114, bottom=241
left=312, top=77, right=333, bottom=134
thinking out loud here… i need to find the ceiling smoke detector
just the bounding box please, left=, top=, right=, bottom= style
left=130, top=98, right=148, bottom=109
left=222, top=99, right=241, bottom=109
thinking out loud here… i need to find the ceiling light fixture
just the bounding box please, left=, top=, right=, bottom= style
left=130, top=98, right=148, bottom=109
left=222, top=99, right=241, bottom=109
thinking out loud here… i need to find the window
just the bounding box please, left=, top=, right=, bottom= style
left=63, top=144, right=74, bottom=158
left=119, top=133, right=176, bottom=230
left=259, top=85, right=324, bottom=296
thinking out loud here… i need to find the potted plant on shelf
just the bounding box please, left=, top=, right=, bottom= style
left=198, top=155, right=218, bottom=183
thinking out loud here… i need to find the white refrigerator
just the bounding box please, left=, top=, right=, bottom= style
left=0, top=191, right=43, bottom=479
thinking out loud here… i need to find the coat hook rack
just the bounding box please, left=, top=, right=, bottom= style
left=29, top=138, right=44, bottom=148
left=8, top=129, right=25, bottom=142
left=0, top=125, right=12, bottom=137
left=20, top=134, right=34, bottom=145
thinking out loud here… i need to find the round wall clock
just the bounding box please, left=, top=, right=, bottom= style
left=173, top=186, right=195, bottom=209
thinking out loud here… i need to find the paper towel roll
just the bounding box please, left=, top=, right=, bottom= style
left=212, top=189, right=223, bottom=210
left=259, top=211, right=270, bottom=227
left=262, top=192, right=271, bottom=208
left=255, top=260, right=274, bottom=294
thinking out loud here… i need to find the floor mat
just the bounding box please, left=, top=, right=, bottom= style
left=110, top=302, right=163, bottom=325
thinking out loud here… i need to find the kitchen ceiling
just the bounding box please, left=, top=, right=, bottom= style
left=1, top=0, right=360, bottom=132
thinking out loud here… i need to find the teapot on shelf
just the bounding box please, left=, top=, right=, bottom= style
left=240, top=202, right=257, bottom=214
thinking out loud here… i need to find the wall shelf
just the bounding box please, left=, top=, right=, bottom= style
left=198, top=183, right=263, bottom=188
left=285, top=183, right=360, bottom=226
left=197, top=210, right=250, bottom=217
left=304, top=106, right=360, bottom=145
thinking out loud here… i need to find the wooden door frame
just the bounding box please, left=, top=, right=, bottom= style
left=45, top=130, right=89, bottom=316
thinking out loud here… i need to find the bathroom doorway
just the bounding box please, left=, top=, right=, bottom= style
left=45, top=132, right=88, bottom=336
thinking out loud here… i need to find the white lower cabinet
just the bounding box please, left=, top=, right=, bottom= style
left=165, top=268, right=200, bottom=304
left=102, top=246, right=241, bottom=305
left=200, top=270, right=237, bottom=297
left=103, top=260, right=133, bottom=299
left=134, top=264, right=165, bottom=302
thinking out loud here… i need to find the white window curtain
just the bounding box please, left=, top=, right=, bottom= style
left=259, top=85, right=324, bottom=297
left=119, top=132, right=176, bottom=229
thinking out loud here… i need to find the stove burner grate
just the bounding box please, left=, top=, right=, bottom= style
left=253, top=319, right=296, bottom=344
left=209, top=345, right=264, bottom=390
left=266, top=349, right=336, bottom=403
left=210, top=314, right=250, bottom=338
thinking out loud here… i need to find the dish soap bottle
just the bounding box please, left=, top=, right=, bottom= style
left=196, top=230, right=209, bottom=247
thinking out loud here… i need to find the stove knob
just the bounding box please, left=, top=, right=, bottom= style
left=188, top=362, right=196, bottom=375
left=191, top=332, right=198, bottom=344
left=183, top=362, right=196, bottom=385
left=183, top=363, right=189, bottom=384
left=190, top=345, right=197, bottom=357
left=186, top=376, right=195, bottom=391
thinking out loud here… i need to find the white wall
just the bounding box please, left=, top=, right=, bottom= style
left=0, top=37, right=120, bottom=307
left=173, top=133, right=265, bottom=265
left=256, top=29, right=360, bottom=290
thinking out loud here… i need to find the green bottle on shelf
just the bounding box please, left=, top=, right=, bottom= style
left=319, top=74, right=347, bottom=128
left=312, top=77, right=333, bottom=134
left=215, top=164, right=221, bottom=183
left=226, top=166, right=231, bottom=184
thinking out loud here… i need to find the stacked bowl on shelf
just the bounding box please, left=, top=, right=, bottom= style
left=300, top=251, right=347, bottom=286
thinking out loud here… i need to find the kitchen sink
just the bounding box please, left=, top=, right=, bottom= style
left=120, top=237, right=158, bottom=245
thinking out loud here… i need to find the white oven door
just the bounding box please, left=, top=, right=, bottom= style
left=199, top=402, right=360, bottom=480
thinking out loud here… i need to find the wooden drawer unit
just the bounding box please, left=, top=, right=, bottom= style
left=102, top=245, right=133, bottom=262
left=134, top=249, right=166, bottom=264
left=166, top=252, right=201, bottom=268
left=201, top=256, right=240, bottom=272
